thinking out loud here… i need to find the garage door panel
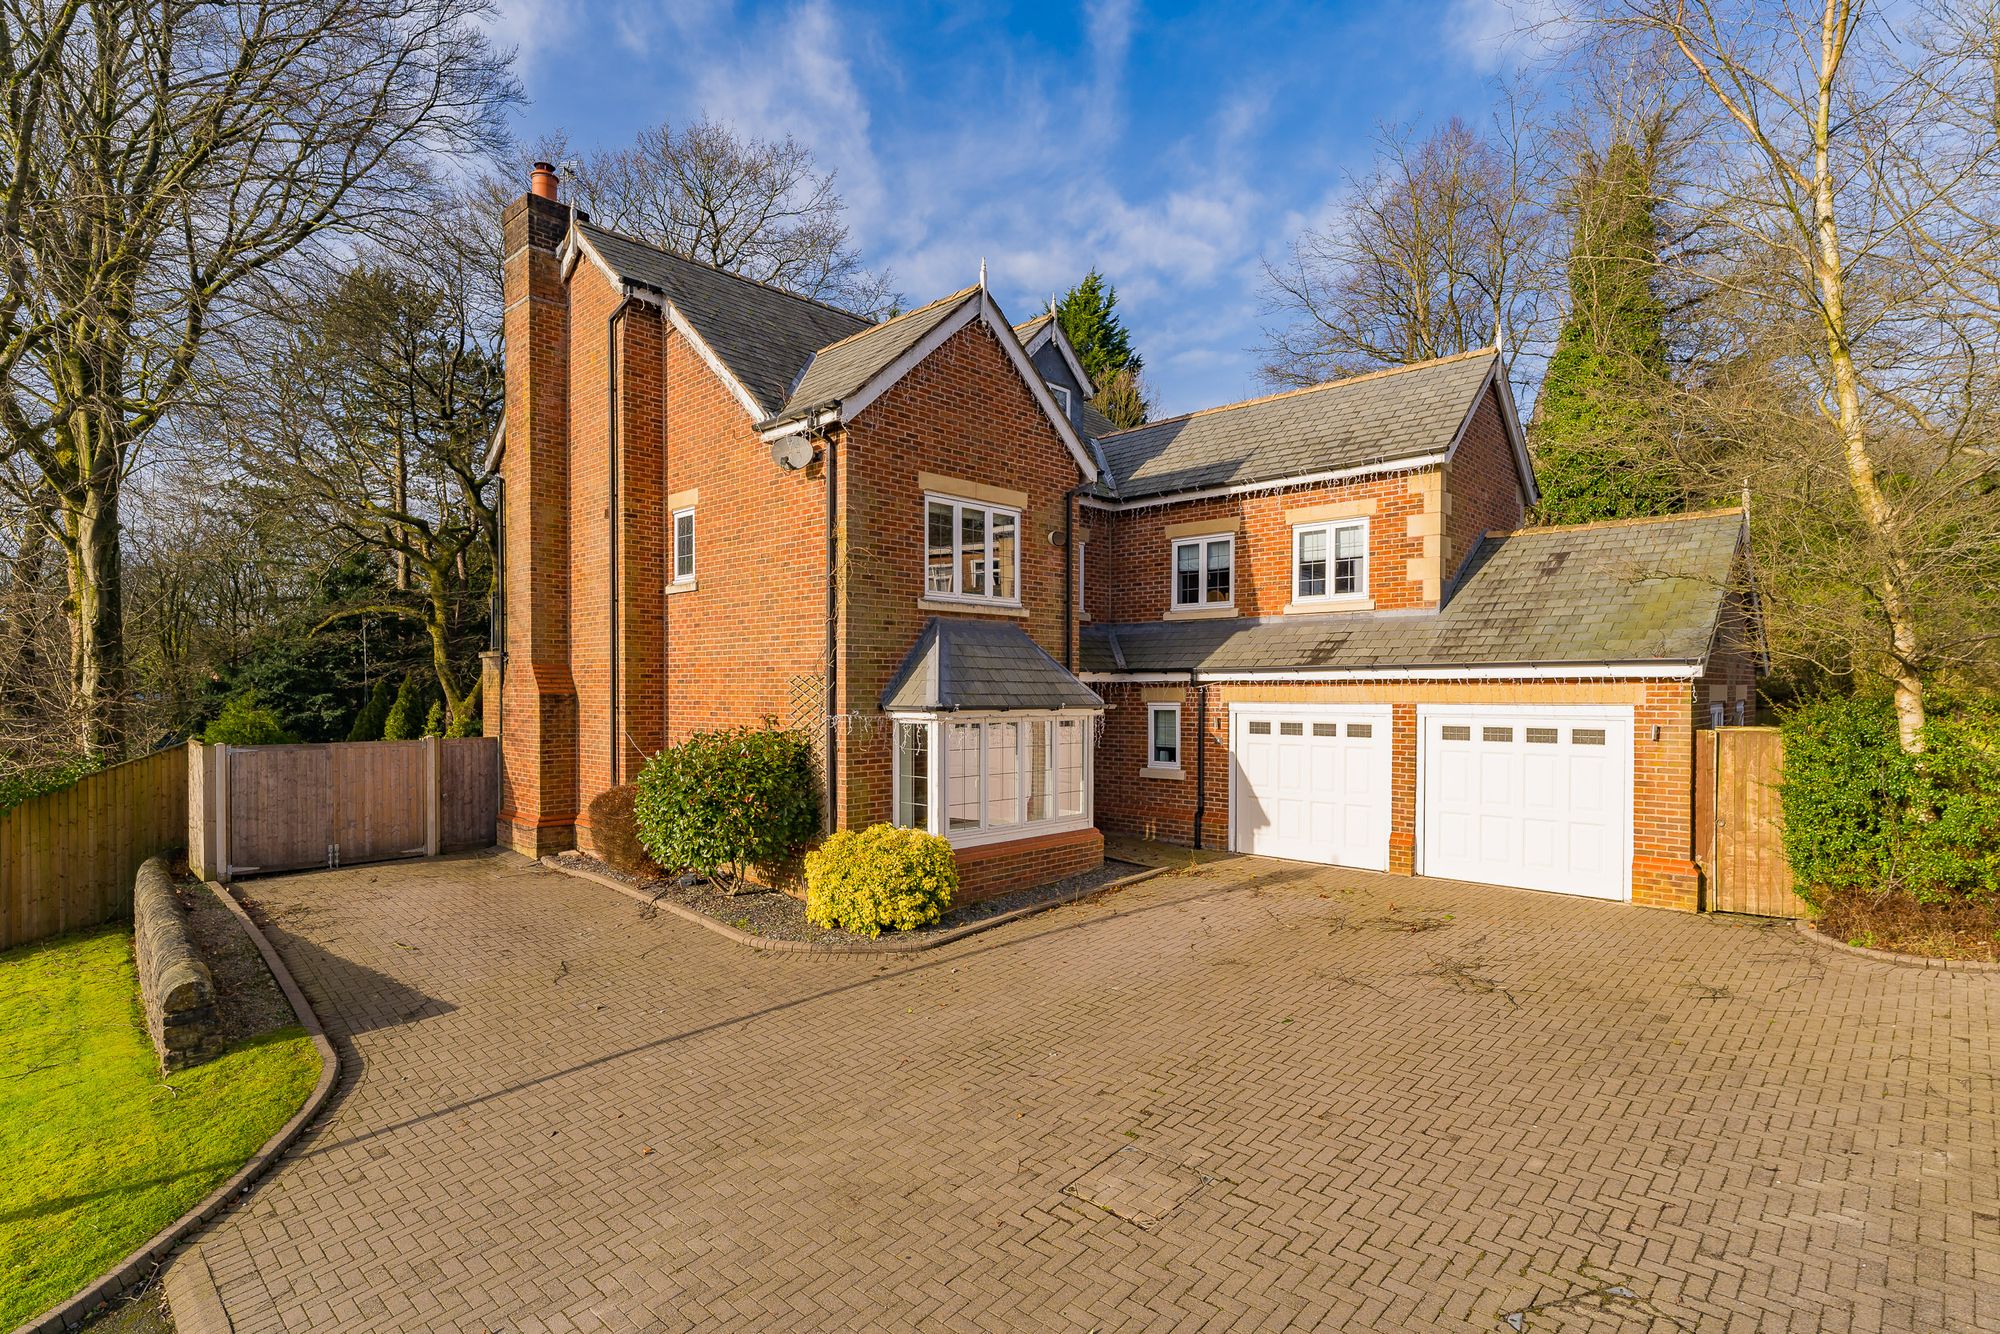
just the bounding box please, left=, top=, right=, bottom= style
left=1421, top=710, right=1631, bottom=900
left=1232, top=707, right=1390, bottom=871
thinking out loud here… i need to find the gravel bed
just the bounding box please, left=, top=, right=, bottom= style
left=553, top=852, right=1147, bottom=945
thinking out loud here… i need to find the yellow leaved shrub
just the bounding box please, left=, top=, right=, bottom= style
left=804, top=824, right=958, bottom=937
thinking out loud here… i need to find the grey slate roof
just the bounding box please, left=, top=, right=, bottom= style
left=576, top=221, right=872, bottom=415
left=767, top=287, right=980, bottom=425
left=1097, top=349, right=1500, bottom=501
left=1082, top=509, right=1747, bottom=676
left=882, top=618, right=1104, bottom=712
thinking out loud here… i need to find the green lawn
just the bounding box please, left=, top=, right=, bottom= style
left=0, top=925, right=320, bottom=1328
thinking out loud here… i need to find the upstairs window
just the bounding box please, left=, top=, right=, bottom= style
left=1172, top=535, right=1233, bottom=610
left=1046, top=381, right=1073, bottom=415
left=672, top=509, right=696, bottom=583
left=926, top=495, right=1019, bottom=604
left=1292, top=519, right=1367, bottom=602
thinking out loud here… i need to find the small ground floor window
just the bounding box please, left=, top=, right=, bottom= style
left=891, top=712, right=1095, bottom=847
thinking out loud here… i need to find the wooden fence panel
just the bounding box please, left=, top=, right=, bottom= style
left=226, top=745, right=332, bottom=876
left=440, top=738, right=499, bottom=851
left=1699, top=726, right=1806, bottom=917
left=331, top=741, right=429, bottom=864
left=0, top=746, right=189, bottom=951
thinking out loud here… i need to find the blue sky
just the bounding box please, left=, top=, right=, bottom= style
left=490, top=0, right=1526, bottom=416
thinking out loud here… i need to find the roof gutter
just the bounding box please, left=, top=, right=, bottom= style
left=1079, top=662, right=1706, bottom=684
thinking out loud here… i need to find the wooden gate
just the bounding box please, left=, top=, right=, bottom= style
left=190, top=737, right=498, bottom=880
left=1695, top=727, right=1805, bottom=917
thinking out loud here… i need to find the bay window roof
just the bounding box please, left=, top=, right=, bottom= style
left=881, top=618, right=1103, bottom=713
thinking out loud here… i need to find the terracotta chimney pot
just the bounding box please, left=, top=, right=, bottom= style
left=530, top=161, right=559, bottom=201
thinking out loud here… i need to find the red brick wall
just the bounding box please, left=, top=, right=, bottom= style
left=1443, top=384, right=1527, bottom=579
left=833, top=317, right=1088, bottom=833
left=497, top=193, right=579, bottom=857
left=954, top=827, right=1104, bottom=904
left=1085, top=468, right=1439, bottom=622
left=558, top=275, right=832, bottom=858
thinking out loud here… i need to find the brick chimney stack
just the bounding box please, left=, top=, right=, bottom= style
left=496, top=167, right=579, bottom=855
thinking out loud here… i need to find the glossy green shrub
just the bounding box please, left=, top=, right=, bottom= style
left=633, top=725, right=818, bottom=889
left=805, top=824, right=957, bottom=937
left=1780, top=695, right=2000, bottom=906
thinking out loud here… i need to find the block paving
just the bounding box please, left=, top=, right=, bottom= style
left=186, top=850, right=1998, bottom=1331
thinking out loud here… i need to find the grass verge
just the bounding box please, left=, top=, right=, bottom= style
left=0, top=925, right=320, bottom=1328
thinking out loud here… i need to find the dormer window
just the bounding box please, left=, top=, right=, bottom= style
left=1046, top=381, right=1073, bottom=415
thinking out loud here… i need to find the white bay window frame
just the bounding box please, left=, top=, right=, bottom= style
left=891, top=711, right=1095, bottom=848
left=924, top=493, right=1022, bottom=607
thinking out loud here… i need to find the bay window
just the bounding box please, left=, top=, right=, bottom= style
left=893, top=713, right=1094, bottom=846
left=925, top=495, right=1019, bottom=604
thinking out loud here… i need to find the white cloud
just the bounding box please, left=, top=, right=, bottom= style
left=484, top=0, right=581, bottom=90
left=1444, top=0, right=1569, bottom=73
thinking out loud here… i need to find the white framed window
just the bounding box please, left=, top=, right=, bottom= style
left=892, top=712, right=1094, bottom=847
left=1292, top=518, right=1366, bottom=602
left=1047, top=381, right=1073, bottom=414
left=925, top=494, right=1020, bottom=605
left=672, top=508, right=696, bottom=583
left=1148, top=703, right=1181, bottom=769
left=1171, top=534, right=1233, bottom=609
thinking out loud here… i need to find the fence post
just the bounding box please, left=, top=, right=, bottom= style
left=424, top=735, right=442, bottom=857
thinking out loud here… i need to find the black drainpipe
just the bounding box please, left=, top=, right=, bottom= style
left=820, top=403, right=842, bottom=831
left=606, top=292, right=634, bottom=784
left=1061, top=481, right=1090, bottom=671
left=1191, top=669, right=1206, bottom=850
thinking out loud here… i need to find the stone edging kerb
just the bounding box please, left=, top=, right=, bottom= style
left=543, top=856, right=1166, bottom=954
left=10, top=882, right=342, bottom=1334
left=1793, top=917, right=2000, bottom=973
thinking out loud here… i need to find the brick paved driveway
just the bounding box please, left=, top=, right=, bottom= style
left=186, top=850, right=1997, bottom=1331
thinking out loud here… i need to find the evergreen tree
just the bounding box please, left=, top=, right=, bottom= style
left=381, top=671, right=433, bottom=741
left=1055, top=270, right=1143, bottom=386
left=347, top=677, right=395, bottom=741
left=1530, top=139, right=1684, bottom=524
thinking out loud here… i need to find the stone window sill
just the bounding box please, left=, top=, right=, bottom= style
left=1283, top=596, right=1373, bottom=614
left=666, top=579, right=699, bottom=596
left=1163, top=605, right=1236, bottom=622
left=917, top=598, right=1028, bottom=619
left=1141, top=766, right=1186, bottom=781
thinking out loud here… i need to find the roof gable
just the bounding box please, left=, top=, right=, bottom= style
left=570, top=221, right=872, bottom=417
left=762, top=288, right=1099, bottom=482
left=1094, top=349, right=1518, bottom=504
left=1014, top=311, right=1096, bottom=398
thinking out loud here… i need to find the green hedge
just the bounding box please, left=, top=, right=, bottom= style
left=202, top=691, right=297, bottom=746
left=805, top=824, right=957, bottom=936
left=1780, top=696, right=2000, bottom=906
left=633, top=725, right=819, bottom=890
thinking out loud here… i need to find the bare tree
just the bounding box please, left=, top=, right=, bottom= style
left=558, top=117, right=900, bottom=317
left=226, top=222, right=502, bottom=734
left=0, top=0, right=516, bottom=756
left=1579, top=0, right=2000, bottom=749
left=1260, top=105, right=1559, bottom=385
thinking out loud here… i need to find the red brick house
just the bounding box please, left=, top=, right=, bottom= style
left=492, top=166, right=1761, bottom=911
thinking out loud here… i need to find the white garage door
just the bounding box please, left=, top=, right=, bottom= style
left=1231, top=705, right=1391, bottom=870
left=1418, top=708, right=1632, bottom=900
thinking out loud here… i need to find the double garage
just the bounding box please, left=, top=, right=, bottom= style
left=1229, top=702, right=1635, bottom=901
